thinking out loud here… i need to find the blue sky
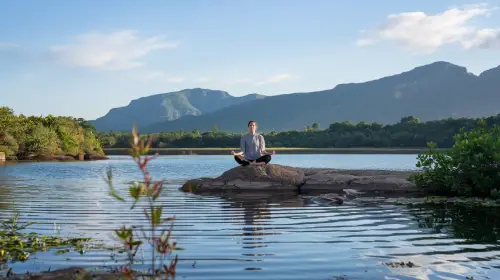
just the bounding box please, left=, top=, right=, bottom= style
left=1, top=0, right=499, bottom=120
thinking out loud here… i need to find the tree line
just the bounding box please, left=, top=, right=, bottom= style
left=0, top=107, right=104, bottom=160
left=96, top=114, right=500, bottom=149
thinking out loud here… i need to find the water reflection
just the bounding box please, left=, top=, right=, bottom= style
left=1, top=158, right=500, bottom=280
left=370, top=204, right=500, bottom=280
left=0, top=166, right=16, bottom=210
left=411, top=204, right=500, bottom=244
left=219, top=193, right=305, bottom=271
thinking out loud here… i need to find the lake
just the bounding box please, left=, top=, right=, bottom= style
left=1, top=154, right=499, bottom=280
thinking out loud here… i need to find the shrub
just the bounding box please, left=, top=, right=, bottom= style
left=410, top=120, right=500, bottom=197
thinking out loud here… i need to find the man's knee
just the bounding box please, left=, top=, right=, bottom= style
left=264, top=155, right=271, bottom=163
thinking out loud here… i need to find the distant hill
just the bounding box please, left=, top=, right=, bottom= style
left=142, top=61, right=500, bottom=133
left=90, top=88, right=266, bottom=132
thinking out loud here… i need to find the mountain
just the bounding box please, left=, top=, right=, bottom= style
left=90, top=88, right=266, bottom=132
left=142, top=61, right=500, bottom=133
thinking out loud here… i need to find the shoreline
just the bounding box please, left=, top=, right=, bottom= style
left=104, top=147, right=438, bottom=155
left=1, top=154, right=109, bottom=164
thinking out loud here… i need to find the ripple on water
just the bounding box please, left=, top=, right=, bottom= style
left=1, top=155, right=499, bottom=280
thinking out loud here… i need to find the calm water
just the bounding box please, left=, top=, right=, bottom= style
left=1, top=154, right=499, bottom=280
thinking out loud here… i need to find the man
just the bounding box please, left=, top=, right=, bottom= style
left=231, top=120, right=275, bottom=166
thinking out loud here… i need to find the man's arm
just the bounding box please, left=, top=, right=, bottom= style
left=260, top=135, right=275, bottom=155
left=231, top=135, right=245, bottom=156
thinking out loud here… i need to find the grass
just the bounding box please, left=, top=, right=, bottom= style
left=103, top=147, right=442, bottom=155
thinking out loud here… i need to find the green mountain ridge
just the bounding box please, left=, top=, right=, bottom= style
left=93, top=61, right=500, bottom=133
left=142, top=61, right=500, bottom=133
left=90, top=88, right=266, bottom=131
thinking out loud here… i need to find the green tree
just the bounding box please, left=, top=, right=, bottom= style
left=23, top=124, right=59, bottom=156
left=311, top=122, right=319, bottom=131
left=400, top=116, right=420, bottom=124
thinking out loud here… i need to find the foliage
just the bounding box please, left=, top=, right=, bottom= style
left=104, top=125, right=179, bottom=279
left=96, top=114, right=500, bottom=149
left=0, top=132, right=18, bottom=157
left=0, top=211, right=92, bottom=265
left=409, top=120, right=500, bottom=197
left=0, top=107, right=103, bottom=159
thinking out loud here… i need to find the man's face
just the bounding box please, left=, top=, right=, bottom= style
left=248, top=122, right=256, bottom=133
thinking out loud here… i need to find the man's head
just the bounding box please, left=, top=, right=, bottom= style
left=248, top=120, right=257, bottom=134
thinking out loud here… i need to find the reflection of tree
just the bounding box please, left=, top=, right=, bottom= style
left=0, top=169, right=14, bottom=210
left=409, top=204, right=500, bottom=244
left=0, top=185, right=10, bottom=210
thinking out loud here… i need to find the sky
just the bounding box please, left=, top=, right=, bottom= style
left=1, top=0, right=500, bottom=120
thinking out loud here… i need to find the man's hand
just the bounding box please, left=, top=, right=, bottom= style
left=232, top=151, right=243, bottom=156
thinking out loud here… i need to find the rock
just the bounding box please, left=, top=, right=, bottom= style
left=33, top=155, right=75, bottom=161
left=300, top=168, right=417, bottom=194
left=343, top=189, right=365, bottom=196
left=319, top=193, right=345, bottom=204
left=0, top=266, right=121, bottom=280
left=384, top=261, right=419, bottom=268
left=84, top=154, right=109, bottom=160
left=181, top=164, right=418, bottom=196
left=181, top=164, right=305, bottom=193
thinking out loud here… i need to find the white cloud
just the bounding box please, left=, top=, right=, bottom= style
left=50, top=30, right=179, bottom=70
left=256, top=73, right=295, bottom=85
left=463, top=28, right=500, bottom=49
left=357, top=3, right=500, bottom=53
left=0, top=42, right=19, bottom=50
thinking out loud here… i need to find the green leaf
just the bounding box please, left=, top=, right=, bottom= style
left=152, top=206, right=163, bottom=227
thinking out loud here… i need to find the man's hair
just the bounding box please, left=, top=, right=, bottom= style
left=248, top=120, right=257, bottom=127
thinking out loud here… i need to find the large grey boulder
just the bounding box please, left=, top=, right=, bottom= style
left=180, top=164, right=418, bottom=195
left=181, top=164, right=305, bottom=193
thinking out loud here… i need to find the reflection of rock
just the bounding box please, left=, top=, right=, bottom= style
left=181, top=164, right=417, bottom=195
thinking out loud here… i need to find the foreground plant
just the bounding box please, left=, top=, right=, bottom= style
left=0, top=211, right=91, bottom=266
left=104, top=124, right=178, bottom=279
left=410, top=120, right=500, bottom=198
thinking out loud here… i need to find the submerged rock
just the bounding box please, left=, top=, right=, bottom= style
left=181, top=164, right=417, bottom=195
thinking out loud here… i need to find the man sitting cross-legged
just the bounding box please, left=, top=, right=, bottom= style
left=231, top=120, right=275, bottom=166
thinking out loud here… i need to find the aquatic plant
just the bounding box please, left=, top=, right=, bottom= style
left=104, top=124, right=178, bottom=279
left=0, top=211, right=91, bottom=266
